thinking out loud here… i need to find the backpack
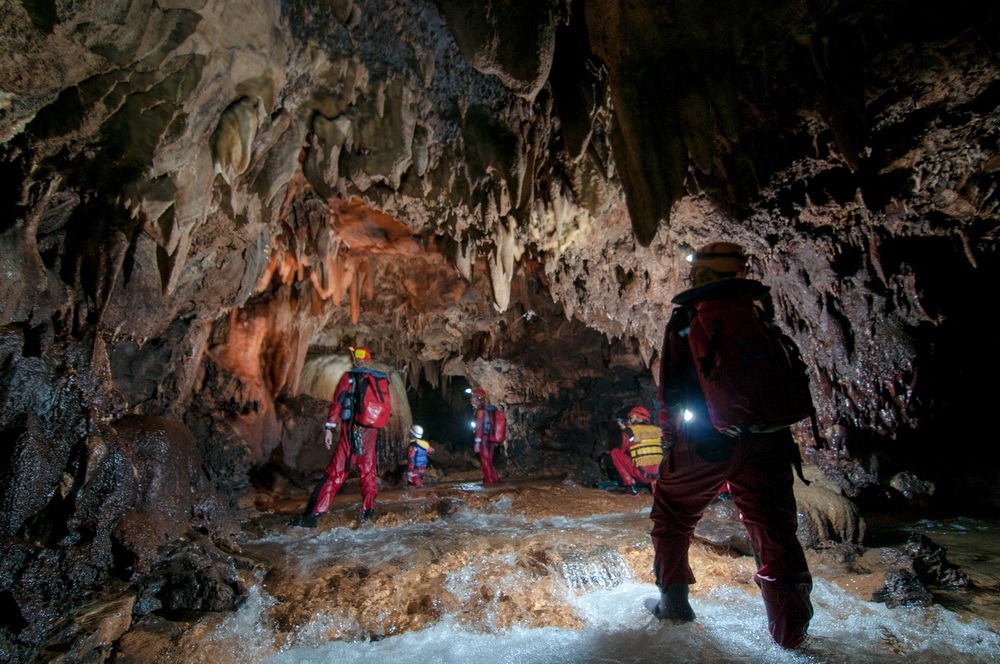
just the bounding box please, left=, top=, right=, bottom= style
left=676, top=279, right=814, bottom=437
left=348, top=368, right=391, bottom=428
left=483, top=405, right=507, bottom=443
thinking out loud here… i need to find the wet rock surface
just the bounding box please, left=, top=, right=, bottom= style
left=97, top=475, right=995, bottom=663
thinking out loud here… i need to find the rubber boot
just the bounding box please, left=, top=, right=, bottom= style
left=294, top=513, right=318, bottom=529
left=625, top=484, right=639, bottom=495
left=758, top=574, right=813, bottom=649
left=650, top=584, right=696, bottom=621
left=359, top=508, right=375, bottom=523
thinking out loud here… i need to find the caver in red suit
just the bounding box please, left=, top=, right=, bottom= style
left=610, top=406, right=661, bottom=495
left=300, top=347, right=391, bottom=525
left=470, top=389, right=500, bottom=484
left=649, top=242, right=813, bottom=650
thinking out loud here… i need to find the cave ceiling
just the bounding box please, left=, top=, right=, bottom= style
left=1, top=0, right=998, bottom=487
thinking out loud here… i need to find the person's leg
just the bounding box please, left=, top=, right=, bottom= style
left=411, top=465, right=426, bottom=487
left=310, top=433, right=352, bottom=515
left=487, top=447, right=501, bottom=483
left=610, top=447, right=635, bottom=487
left=728, top=432, right=813, bottom=649
left=357, top=427, right=380, bottom=512
left=480, top=441, right=499, bottom=483
left=650, top=437, right=730, bottom=619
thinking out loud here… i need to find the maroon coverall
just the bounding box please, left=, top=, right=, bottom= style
left=310, top=371, right=387, bottom=514
left=652, top=280, right=813, bottom=649
left=473, top=406, right=501, bottom=484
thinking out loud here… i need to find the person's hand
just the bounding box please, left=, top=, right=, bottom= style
left=474, top=443, right=480, bottom=453
left=324, top=428, right=334, bottom=449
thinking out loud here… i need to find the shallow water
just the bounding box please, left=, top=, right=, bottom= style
left=864, top=514, right=1000, bottom=629
left=186, top=484, right=1000, bottom=664
left=234, top=578, right=999, bottom=664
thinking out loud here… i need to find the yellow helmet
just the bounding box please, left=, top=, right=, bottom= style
left=349, top=346, right=372, bottom=362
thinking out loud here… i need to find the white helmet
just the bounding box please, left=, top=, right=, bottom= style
left=410, top=425, right=424, bottom=439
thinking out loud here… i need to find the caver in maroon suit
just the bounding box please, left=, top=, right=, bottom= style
left=649, top=243, right=813, bottom=650
left=470, top=389, right=500, bottom=484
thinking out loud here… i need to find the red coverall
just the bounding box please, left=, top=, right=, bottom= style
left=652, top=280, right=813, bottom=650
left=610, top=426, right=660, bottom=489
left=310, top=371, right=388, bottom=514
left=473, top=406, right=501, bottom=483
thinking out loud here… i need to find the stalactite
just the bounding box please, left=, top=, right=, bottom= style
left=488, top=216, right=522, bottom=312
left=408, top=357, right=420, bottom=391
left=423, top=360, right=440, bottom=390
left=254, top=252, right=279, bottom=293
left=94, top=230, right=129, bottom=325
left=349, top=262, right=361, bottom=324
left=455, top=237, right=474, bottom=280
left=329, top=253, right=354, bottom=305
left=361, top=258, right=375, bottom=300
left=308, top=257, right=337, bottom=300
left=211, top=96, right=262, bottom=185
left=278, top=250, right=298, bottom=285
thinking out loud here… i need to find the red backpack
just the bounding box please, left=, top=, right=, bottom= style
left=484, top=405, right=507, bottom=443
left=350, top=368, right=392, bottom=428
left=678, top=280, right=814, bottom=436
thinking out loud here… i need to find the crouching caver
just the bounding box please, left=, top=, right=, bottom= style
left=406, top=424, right=434, bottom=487
left=610, top=406, right=662, bottom=495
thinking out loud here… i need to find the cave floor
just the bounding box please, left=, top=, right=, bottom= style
left=111, top=474, right=1000, bottom=663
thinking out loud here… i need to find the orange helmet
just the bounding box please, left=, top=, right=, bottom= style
left=349, top=346, right=372, bottom=362
left=469, top=388, right=487, bottom=403
left=627, top=406, right=651, bottom=423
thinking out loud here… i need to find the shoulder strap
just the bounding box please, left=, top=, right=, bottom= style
left=350, top=368, right=387, bottom=401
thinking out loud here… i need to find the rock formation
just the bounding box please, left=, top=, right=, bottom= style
left=1, top=0, right=997, bottom=658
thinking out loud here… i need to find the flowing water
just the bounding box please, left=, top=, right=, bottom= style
left=156, top=481, right=1000, bottom=664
